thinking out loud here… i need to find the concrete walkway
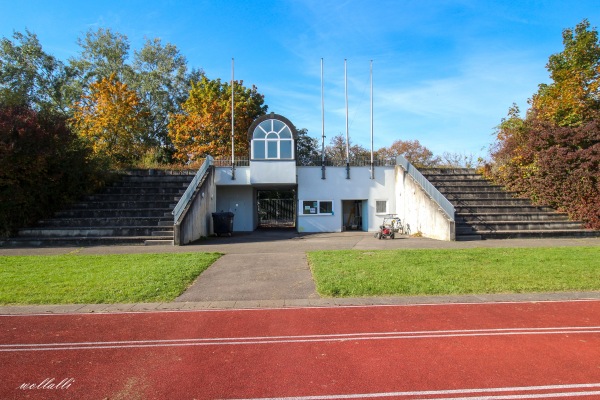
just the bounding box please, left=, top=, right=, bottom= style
left=175, top=252, right=319, bottom=302
left=1, top=231, right=599, bottom=314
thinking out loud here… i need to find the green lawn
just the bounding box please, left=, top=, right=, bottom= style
left=308, top=247, right=600, bottom=297
left=0, top=252, right=221, bottom=305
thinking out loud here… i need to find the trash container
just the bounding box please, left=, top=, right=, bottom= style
left=212, top=212, right=234, bottom=237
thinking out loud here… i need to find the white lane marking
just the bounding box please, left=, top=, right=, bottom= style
left=432, top=391, right=600, bottom=399
left=225, top=383, right=600, bottom=399
left=1, top=326, right=599, bottom=352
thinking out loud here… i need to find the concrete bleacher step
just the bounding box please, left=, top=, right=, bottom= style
left=421, top=168, right=598, bottom=241
left=36, top=217, right=171, bottom=227
left=18, top=226, right=174, bottom=238
left=2, top=170, right=196, bottom=247
left=456, top=212, right=570, bottom=222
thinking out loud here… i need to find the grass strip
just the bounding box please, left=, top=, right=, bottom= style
left=308, top=247, right=600, bottom=297
left=0, top=252, right=221, bottom=305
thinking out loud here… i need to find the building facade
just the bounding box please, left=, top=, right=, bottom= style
left=205, top=113, right=454, bottom=239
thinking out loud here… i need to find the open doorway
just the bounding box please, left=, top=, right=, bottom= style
left=342, top=200, right=366, bottom=231
left=256, top=190, right=296, bottom=228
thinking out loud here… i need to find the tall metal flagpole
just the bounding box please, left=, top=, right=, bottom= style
left=370, top=60, right=374, bottom=180
left=345, top=59, right=350, bottom=179
left=231, top=58, right=235, bottom=180
left=321, top=58, right=326, bottom=180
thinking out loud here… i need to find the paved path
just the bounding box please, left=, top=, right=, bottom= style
left=175, top=252, right=319, bottom=302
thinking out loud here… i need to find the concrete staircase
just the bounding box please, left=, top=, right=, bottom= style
left=421, top=168, right=599, bottom=241
left=1, top=170, right=195, bottom=247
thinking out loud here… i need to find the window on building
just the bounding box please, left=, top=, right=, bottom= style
left=319, top=201, right=333, bottom=214
left=376, top=200, right=387, bottom=214
left=302, top=200, right=334, bottom=215
left=252, top=119, right=294, bottom=160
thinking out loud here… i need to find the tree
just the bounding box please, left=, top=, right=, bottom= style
left=129, top=38, right=193, bottom=161
left=526, top=120, right=600, bottom=227
left=295, top=128, right=320, bottom=165
left=0, top=104, right=104, bottom=237
left=440, top=151, right=478, bottom=168
left=69, top=73, right=149, bottom=167
left=69, top=28, right=132, bottom=94
left=324, top=133, right=369, bottom=165
left=0, top=30, right=73, bottom=114
left=531, top=19, right=600, bottom=126
left=376, top=139, right=440, bottom=168
left=168, top=76, right=267, bottom=163
left=485, top=20, right=600, bottom=229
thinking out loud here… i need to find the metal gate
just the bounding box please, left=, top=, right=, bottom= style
left=257, top=199, right=296, bottom=228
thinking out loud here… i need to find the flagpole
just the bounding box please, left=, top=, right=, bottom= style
left=370, top=59, right=374, bottom=180
left=231, top=57, right=235, bottom=180
left=345, top=59, right=350, bottom=179
left=321, top=58, right=326, bottom=180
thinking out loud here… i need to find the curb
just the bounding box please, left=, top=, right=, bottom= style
left=2, top=291, right=600, bottom=315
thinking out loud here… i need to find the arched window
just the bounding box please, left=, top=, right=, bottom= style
left=252, top=119, right=294, bottom=160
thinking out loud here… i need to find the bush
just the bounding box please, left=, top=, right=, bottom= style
left=0, top=105, right=109, bottom=238
left=485, top=118, right=600, bottom=229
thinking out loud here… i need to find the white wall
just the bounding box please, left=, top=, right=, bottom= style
left=174, top=168, right=217, bottom=245
left=250, top=161, right=297, bottom=184
left=215, top=185, right=255, bottom=232
left=215, top=167, right=251, bottom=185
left=394, top=166, right=455, bottom=241
left=297, top=166, right=396, bottom=233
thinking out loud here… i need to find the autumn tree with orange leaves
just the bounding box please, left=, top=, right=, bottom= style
left=69, top=73, right=149, bottom=167
left=486, top=20, right=600, bottom=229
left=376, top=139, right=441, bottom=168
left=168, top=76, right=267, bottom=164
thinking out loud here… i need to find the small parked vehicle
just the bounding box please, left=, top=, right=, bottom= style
left=374, top=215, right=396, bottom=239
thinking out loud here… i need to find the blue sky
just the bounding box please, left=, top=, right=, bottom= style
left=1, top=0, right=599, bottom=159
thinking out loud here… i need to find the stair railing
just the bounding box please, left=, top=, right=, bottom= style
left=396, top=155, right=455, bottom=221
left=172, top=156, right=214, bottom=223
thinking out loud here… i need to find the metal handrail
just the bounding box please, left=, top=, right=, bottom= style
left=297, top=157, right=397, bottom=167
left=395, top=155, right=455, bottom=221
left=172, top=156, right=214, bottom=223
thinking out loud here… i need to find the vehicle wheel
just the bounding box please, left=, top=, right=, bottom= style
left=391, top=233, right=395, bottom=239
left=376, top=233, right=382, bottom=239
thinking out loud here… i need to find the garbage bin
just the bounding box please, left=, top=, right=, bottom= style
left=212, top=212, right=234, bottom=237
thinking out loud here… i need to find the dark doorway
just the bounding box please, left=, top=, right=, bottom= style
left=342, top=200, right=364, bottom=231
left=257, top=190, right=296, bottom=228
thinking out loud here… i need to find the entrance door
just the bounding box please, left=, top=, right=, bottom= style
left=257, top=190, right=296, bottom=228
left=342, top=200, right=365, bottom=231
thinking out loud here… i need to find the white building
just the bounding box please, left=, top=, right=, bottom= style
left=174, top=113, right=455, bottom=244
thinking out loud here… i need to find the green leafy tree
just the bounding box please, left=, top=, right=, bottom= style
left=168, top=76, right=267, bottom=163
left=295, top=128, right=320, bottom=165
left=129, top=38, right=194, bottom=162
left=0, top=30, right=73, bottom=114
left=531, top=19, right=600, bottom=126
left=69, top=28, right=132, bottom=94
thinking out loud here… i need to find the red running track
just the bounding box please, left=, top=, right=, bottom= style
left=2, top=300, right=600, bottom=399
